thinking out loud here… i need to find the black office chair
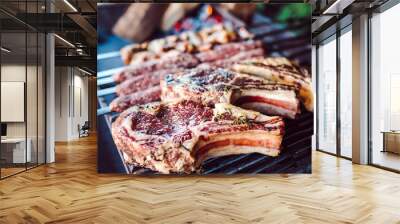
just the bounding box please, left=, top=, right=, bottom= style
left=79, top=121, right=90, bottom=138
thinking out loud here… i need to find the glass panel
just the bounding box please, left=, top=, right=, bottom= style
left=339, top=28, right=352, bottom=158
left=371, top=4, right=400, bottom=171
left=317, top=37, right=337, bottom=154
left=27, top=30, right=38, bottom=169
left=0, top=1, right=46, bottom=178
left=26, top=0, right=39, bottom=169
left=1, top=30, right=27, bottom=177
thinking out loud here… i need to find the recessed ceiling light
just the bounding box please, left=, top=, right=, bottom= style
left=322, top=0, right=354, bottom=15
left=54, top=34, right=75, bottom=48
left=1, top=47, right=11, bottom=53
left=78, top=67, right=93, bottom=76
left=63, top=0, right=78, bottom=12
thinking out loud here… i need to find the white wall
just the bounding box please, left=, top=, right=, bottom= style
left=72, top=73, right=89, bottom=138
left=54, top=66, right=69, bottom=141
left=54, top=66, right=89, bottom=141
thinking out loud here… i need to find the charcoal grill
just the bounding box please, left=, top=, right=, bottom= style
left=97, top=5, right=313, bottom=174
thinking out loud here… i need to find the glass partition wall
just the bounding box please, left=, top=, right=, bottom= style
left=315, top=0, right=400, bottom=172
left=317, top=35, right=337, bottom=155
left=339, top=27, right=352, bottom=159
left=0, top=2, right=46, bottom=179
left=316, top=25, right=353, bottom=159
left=370, top=3, right=400, bottom=171
left=0, top=30, right=27, bottom=177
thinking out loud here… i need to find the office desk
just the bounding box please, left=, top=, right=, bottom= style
left=1, top=138, right=31, bottom=163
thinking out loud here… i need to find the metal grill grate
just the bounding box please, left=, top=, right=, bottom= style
left=97, top=8, right=312, bottom=174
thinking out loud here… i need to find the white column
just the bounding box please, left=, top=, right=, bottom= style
left=352, top=14, right=369, bottom=164
left=46, top=32, right=55, bottom=163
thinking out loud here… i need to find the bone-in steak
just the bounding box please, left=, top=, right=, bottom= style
left=113, top=50, right=199, bottom=83
left=195, top=40, right=263, bottom=62
left=111, top=42, right=265, bottom=112
left=197, top=48, right=264, bottom=69
left=110, top=86, right=162, bottom=113
left=120, top=24, right=254, bottom=64
left=232, top=57, right=313, bottom=111
left=112, top=100, right=284, bottom=174
left=115, top=68, right=184, bottom=96
left=161, top=68, right=300, bottom=119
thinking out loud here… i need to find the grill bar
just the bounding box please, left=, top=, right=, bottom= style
left=225, top=156, right=268, bottom=174
left=202, top=154, right=249, bottom=174
left=97, top=107, right=111, bottom=116
left=98, top=51, right=121, bottom=60
left=98, top=76, right=115, bottom=86
left=98, top=86, right=116, bottom=97
left=98, top=67, right=123, bottom=78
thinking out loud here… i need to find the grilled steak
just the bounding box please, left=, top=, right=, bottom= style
left=110, top=54, right=265, bottom=112
left=195, top=40, right=263, bottom=62
left=110, top=86, right=161, bottom=112
left=161, top=68, right=300, bottom=119
left=116, top=41, right=264, bottom=95
left=232, top=57, right=313, bottom=111
left=120, top=42, right=148, bottom=64
left=116, top=39, right=263, bottom=84
left=114, top=52, right=264, bottom=98
left=112, top=42, right=264, bottom=109
left=112, top=100, right=284, bottom=174
left=120, top=24, right=254, bottom=64
left=113, top=50, right=199, bottom=83
left=115, top=68, right=184, bottom=96
left=197, top=48, right=264, bottom=69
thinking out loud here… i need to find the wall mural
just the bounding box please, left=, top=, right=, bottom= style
left=97, top=3, right=313, bottom=175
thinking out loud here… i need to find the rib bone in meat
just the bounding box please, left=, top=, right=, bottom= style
left=112, top=100, right=284, bottom=174
left=161, top=68, right=300, bottom=119
left=115, top=68, right=184, bottom=96
left=113, top=50, right=199, bottom=83
left=232, top=57, right=313, bottom=111
left=195, top=40, right=263, bottom=62
left=110, top=86, right=161, bottom=113
left=120, top=24, right=254, bottom=64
